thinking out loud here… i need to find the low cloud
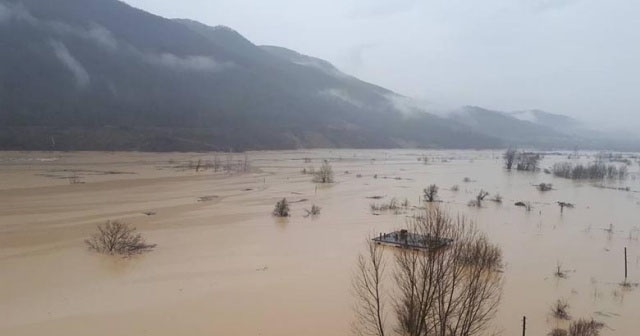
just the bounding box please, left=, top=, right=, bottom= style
left=146, top=53, right=231, bottom=72
left=386, top=94, right=434, bottom=117
left=49, top=21, right=119, bottom=51
left=320, top=88, right=365, bottom=108
left=85, top=25, right=118, bottom=51
left=1, top=2, right=117, bottom=51
left=8, top=2, right=230, bottom=74
left=50, top=41, right=90, bottom=88
left=0, top=2, right=36, bottom=24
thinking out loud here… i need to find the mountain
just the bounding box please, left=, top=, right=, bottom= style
left=449, top=106, right=640, bottom=151
left=449, top=106, right=579, bottom=148
left=510, top=110, right=582, bottom=133
left=1, top=0, right=636, bottom=152
left=0, top=0, right=502, bottom=151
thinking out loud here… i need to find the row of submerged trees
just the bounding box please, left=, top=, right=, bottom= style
left=503, top=149, right=542, bottom=172
left=504, top=148, right=630, bottom=181
left=551, top=161, right=628, bottom=180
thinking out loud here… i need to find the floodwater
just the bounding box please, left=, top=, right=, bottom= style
left=1, top=150, right=639, bottom=336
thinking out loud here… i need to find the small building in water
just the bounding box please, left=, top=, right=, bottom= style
left=372, top=230, right=453, bottom=251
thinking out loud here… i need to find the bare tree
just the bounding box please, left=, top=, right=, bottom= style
left=552, top=161, right=627, bottom=180
left=304, top=204, right=321, bottom=217
left=470, top=189, right=490, bottom=207
left=353, top=207, right=504, bottom=336
left=241, top=152, right=251, bottom=172
left=213, top=155, right=221, bottom=172
left=558, top=202, right=574, bottom=213
left=224, top=152, right=233, bottom=172
left=85, top=221, right=156, bottom=256
left=314, top=160, right=335, bottom=183
left=551, top=299, right=571, bottom=320
left=504, top=149, right=517, bottom=170
left=568, top=319, right=604, bottom=336
left=353, top=241, right=387, bottom=336
left=423, top=184, right=439, bottom=202
left=554, top=261, right=568, bottom=279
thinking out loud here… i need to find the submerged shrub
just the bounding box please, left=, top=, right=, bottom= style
left=85, top=221, right=156, bottom=256
left=538, top=183, right=553, bottom=191
left=471, top=189, right=490, bottom=207
left=273, top=198, right=290, bottom=217
left=423, top=184, right=439, bottom=202
left=568, top=319, right=604, bottom=336
left=304, top=204, right=321, bottom=217
left=516, top=152, right=542, bottom=171
left=370, top=197, right=409, bottom=214
left=551, top=299, right=571, bottom=320
left=313, top=160, right=334, bottom=183
left=553, top=161, right=628, bottom=180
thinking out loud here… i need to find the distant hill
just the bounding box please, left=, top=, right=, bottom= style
left=449, top=106, right=640, bottom=151
left=0, top=0, right=636, bottom=151
left=449, top=106, right=572, bottom=148
left=510, top=110, right=582, bottom=133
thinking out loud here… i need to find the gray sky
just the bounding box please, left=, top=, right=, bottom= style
left=123, top=0, right=640, bottom=130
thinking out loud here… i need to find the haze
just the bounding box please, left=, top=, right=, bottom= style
left=124, top=0, right=640, bottom=131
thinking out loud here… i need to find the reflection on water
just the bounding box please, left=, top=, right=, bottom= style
left=1, top=150, right=639, bottom=335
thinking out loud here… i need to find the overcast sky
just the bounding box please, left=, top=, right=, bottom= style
left=123, top=0, right=639, bottom=130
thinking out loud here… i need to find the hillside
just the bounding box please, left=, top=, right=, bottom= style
left=0, top=0, right=501, bottom=151
left=449, top=106, right=640, bottom=151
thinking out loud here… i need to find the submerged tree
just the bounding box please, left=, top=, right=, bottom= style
left=353, top=240, right=387, bottom=336
left=516, top=152, right=542, bottom=171
left=558, top=202, right=574, bottom=213
left=85, top=221, right=156, bottom=256
left=469, top=189, right=490, bottom=207
left=304, top=204, right=321, bottom=217
left=504, top=149, right=541, bottom=172
left=353, top=207, right=504, bottom=336
left=423, top=184, right=439, bottom=202
left=314, top=160, right=335, bottom=183
left=551, top=299, right=571, bottom=320
left=552, top=161, right=628, bottom=180
left=538, top=183, right=553, bottom=192
left=504, top=148, right=517, bottom=170
left=273, top=198, right=290, bottom=217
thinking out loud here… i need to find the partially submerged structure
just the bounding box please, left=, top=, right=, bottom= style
left=372, top=230, right=453, bottom=251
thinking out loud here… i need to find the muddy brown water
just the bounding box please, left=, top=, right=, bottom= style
left=1, top=150, right=639, bottom=335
